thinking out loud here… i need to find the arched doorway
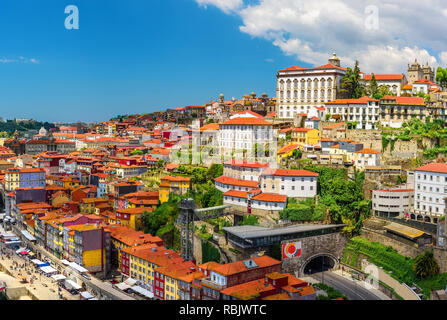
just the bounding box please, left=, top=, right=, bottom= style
left=424, top=216, right=431, bottom=223
left=434, top=218, right=438, bottom=224
left=410, top=214, right=415, bottom=220
left=302, top=254, right=337, bottom=275
left=417, top=215, right=423, bottom=221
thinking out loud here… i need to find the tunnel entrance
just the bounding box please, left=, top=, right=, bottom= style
left=303, top=255, right=336, bottom=275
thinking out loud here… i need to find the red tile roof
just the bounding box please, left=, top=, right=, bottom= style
left=356, top=148, right=380, bottom=154
left=221, top=118, right=273, bottom=126
left=214, top=176, right=260, bottom=188
left=326, top=96, right=379, bottom=105
left=415, top=163, right=447, bottom=174
left=262, top=168, right=319, bottom=177
left=252, top=193, right=287, bottom=203
left=224, top=160, right=269, bottom=168
left=380, top=96, right=425, bottom=106
left=364, top=74, right=404, bottom=81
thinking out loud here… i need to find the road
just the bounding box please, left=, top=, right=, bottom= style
left=8, top=224, right=135, bottom=300
left=310, top=271, right=384, bottom=300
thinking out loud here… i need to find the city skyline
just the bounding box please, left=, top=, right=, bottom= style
left=1, top=0, right=446, bottom=122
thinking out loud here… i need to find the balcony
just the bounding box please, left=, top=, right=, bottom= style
left=201, top=278, right=226, bottom=291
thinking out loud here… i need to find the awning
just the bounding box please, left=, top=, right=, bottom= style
left=80, top=291, right=94, bottom=299
left=61, top=259, right=71, bottom=265
left=19, top=251, right=29, bottom=255
left=116, top=282, right=131, bottom=291
left=124, top=277, right=137, bottom=286
left=16, top=247, right=27, bottom=254
left=21, top=230, right=36, bottom=241
left=52, top=274, right=67, bottom=281
left=31, top=259, right=44, bottom=265
left=40, top=266, right=58, bottom=274
left=131, top=285, right=154, bottom=299
left=65, top=280, right=82, bottom=290
left=69, top=262, right=88, bottom=273
left=384, top=222, right=426, bottom=240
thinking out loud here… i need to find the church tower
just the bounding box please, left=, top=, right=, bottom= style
left=407, top=59, right=423, bottom=85
left=328, top=53, right=341, bottom=67
left=422, top=62, right=435, bottom=82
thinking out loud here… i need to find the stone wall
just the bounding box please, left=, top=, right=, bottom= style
left=361, top=228, right=422, bottom=258
left=281, top=232, right=349, bottom=277
left=345, top=129, right=434, bottom=160
left=361, top=228, right=447, bottom=273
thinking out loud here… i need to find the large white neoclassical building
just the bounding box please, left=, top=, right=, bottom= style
left=276, top=53, right=346, bottom=120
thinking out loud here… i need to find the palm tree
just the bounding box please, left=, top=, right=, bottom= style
left=413, top=250, right=439, bottom=278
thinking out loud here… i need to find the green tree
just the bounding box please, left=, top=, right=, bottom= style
left=339, top=61, right=365, bottom=99
left=376, top=85, right=394, bottom=99
left=436, top=67, right=447, bottom=89
left=131, top=150, right=144, bottom=155
left=366, top=74, right=379, bottom=99
left=413, top=250, right=439, bottom=278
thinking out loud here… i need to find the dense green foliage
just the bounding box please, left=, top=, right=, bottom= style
left=177, top=164, right=223, bottom=184
left=280, top=198, right=326, bottom=221
left=436, top=67, right=447, bottom=89
left=239, top=215, right=259, bottom=226
left=201, top=240, right=221, bottom=263
left=413, top=250, right=440, bottom=278
left=0, top=119, right=56, bottom=135
left=314, top=283, right=347, bottom=300
left=142, top=195, right=180, bottom=237
left=345, top=237, right=447, bottom=298
left=303, top=166, right=370, bottom=235
left=339, top=61, right=365, bottom=99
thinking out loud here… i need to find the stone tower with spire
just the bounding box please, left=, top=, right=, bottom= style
left=328, top=53, right=341, bottom=67
left=408, top=59, right=424, bottom=85
left=422, top=62, right=435, bottom=82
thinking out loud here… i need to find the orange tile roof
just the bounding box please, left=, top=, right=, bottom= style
left=252, top=193, right=287, bottom=203
left=415, top=162, right=447, bottom=174
left=214, top=176, right=260, bottom=188
left=224, top=190, right=248, bottom=199
left=220, top=117, right=273, bottom=126
left=326, top=96, right=379, bottom=105
left=278, top=144, right=299, bottom=155
left=210, top=256, right=281, bottom=276
left=364, top=74, right=404, bottom=81
left=356, top=148, right=380, bottom=154
left=224, top=160, right=269, bottom=168
left=262, top=168, right=319, bottom=177
left=380, top=96, right=425, bottom=106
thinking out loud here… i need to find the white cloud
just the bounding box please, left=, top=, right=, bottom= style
left=439, top=52, right=447, bottom=67
left=196, top=0, right=447, bottom=73
left=195, top=0, right=243, bottom=13
left=0, top=56, right=39, bottom=64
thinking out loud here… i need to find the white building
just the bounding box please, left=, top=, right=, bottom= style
left=223, top=160, right=269, bottom=182
left=218, top=111, right=275, bottom=162
left=372, top=188, right=414, bottom=219
left=260, top=168, right=318, bottom=198
left=276, top=53, right=346, bottom=120
left=325, top=96, right=380, bottom=130
left=223, top=190, right=287, bottom=212
left=379, top=96, right=426, bottom=128
left=354, top=149, right=381, bottom=170
left=214, top=176, right=260, bottom=193
left=362, top=74, right=407, bottom=96
left=414, top=163, right=447, bottom=223
left=412, top=79, right=441, bottom=95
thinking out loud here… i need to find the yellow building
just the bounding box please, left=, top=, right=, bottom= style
left=121, top=244, right=185, bottom=296
left=116, top=207, right=150, bottom=230
left=291, top=128, right=321, bottom=147
left=79, top=198, right=109, bottom=214
left=159, top=176, right=191, bottom=203
left=103, top=225, right=163, bottom=271
left=277, top=144, right=300, bottom=164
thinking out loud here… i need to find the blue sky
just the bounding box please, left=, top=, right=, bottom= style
left=0, top=0, right=300, bottom=123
